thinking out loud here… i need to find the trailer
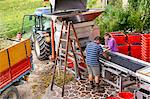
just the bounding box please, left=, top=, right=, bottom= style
left=0, top=39, right=33, bottom=99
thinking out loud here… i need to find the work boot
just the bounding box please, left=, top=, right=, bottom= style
left=95, top=83, right=105, bottom=93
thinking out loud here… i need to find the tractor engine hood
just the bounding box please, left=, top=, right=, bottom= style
left=50, top=0, right=87, bottom=12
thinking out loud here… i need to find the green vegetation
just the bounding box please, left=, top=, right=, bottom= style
left=0, top=0, right=43, bottom=38
left=88, top=0, right=150, bottom=37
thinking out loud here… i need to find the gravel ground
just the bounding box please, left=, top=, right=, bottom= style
left=17, top=51, right=53, bottom=99
left=16, top=51, right=118, bottom=99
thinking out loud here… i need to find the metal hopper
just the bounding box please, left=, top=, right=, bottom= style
left=44, top=0, right=104, bottom=59
left=44, top=0, right=104, bottom=23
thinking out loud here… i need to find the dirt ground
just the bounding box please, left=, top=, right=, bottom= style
left=17, top=51, right=53, bottom=99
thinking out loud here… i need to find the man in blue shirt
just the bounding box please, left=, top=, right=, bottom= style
left=86, top=36, right=105, bottom=92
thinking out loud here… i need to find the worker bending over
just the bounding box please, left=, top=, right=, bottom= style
left=86, top=36, right=106, bottom=92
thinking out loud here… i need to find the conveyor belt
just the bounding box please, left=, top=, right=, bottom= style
left=101, top=52, right=149, bottom=72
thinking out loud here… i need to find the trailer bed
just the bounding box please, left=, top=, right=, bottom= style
left=0, top=39, right=32, bottom=93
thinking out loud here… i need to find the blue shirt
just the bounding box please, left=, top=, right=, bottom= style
left=86, top=42, right=103, bottom=66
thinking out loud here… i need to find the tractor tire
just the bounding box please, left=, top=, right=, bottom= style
left=34, top=33, right=51, bottom=60
left=0, top=86, right=20, bottom=99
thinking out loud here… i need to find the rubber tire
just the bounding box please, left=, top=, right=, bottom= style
left=0, top=86, right=20, bottom=99
left=34, top=33, right=51, bottom=60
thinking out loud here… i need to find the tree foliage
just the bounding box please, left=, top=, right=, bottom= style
left=88, top=0, right=150, bottom=36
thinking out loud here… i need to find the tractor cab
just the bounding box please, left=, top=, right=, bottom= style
left=22, top=7, right=51, bottom=34
left=21, top=7, right=52, bottom=60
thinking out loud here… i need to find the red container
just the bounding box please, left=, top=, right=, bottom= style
left=117, top=43, right=129, bottom=55
left=110, top=33, right=126, bottom=44
left=127, top=33, right=141, bottom=44
left=142, top=53, right=150, bottom=58
left=141, top=50, right=150, bottom=55
left=118, top=92, right=134, bottom=99
left=141, top=42, right=150, bottom=48
left=130, top=44, right=141, bottom=59
left=142, top=39, right=150, bottom=45
left=141, top=56, right=150, bottom=62
left=142, top=34, right=150, bottom=40
left=141, top=57, right=150, bottom=62
left=67, top=58, right=74, bottom=68
left=67, top=58, right=87, bottom=68
left=107, top=96, right=120, bottom=99
left=141, top=46, right=150, bottom=52
left=110, top=31, right=124, bottom=35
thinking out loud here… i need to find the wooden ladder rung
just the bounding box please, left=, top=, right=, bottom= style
left=75, top=52, right=82, bottom=55
left=57, top=57, right=65, bottom=61
left=60, top=39, right=67, bottom=42
left=60, top=53, right=66, bottom=57
left=78, top=65, right=87, bottom=71
left=59, top=48, right=66, bottom=51
left=62, top=29, right=68, bottom=33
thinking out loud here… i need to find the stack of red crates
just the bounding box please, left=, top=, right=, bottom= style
left=127, top=33, right=141, bottom=59
left=110, top=32, right=129, bottom=55
left=141, top=34, right=150, bottom=62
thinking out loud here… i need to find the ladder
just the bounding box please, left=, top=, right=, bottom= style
left=50, top=21, right=87, bottom=97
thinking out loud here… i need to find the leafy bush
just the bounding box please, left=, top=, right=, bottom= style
left=89, top=0, right=150, bottom=36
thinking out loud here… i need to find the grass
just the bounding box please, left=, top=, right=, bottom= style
left=0, top=0, right=44, bottom=38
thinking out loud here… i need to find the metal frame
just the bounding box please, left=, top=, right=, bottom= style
left=100, top=57, right=137, bottom=91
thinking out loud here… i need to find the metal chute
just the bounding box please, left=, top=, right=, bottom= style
left=49, top=0, right=87, bottom=12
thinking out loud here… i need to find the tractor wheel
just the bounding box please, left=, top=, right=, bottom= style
left=0, top=86, right=20, bottom=99
left=34, top=33, right=51, bottom=60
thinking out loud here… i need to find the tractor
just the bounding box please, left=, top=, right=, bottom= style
left=22, top=7, right=52, bottom=60
left=21, top=0, right=103, bottom=60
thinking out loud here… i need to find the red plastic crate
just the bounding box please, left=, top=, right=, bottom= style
left=130, top=44, right=141, bottom=59
left=118, top=92, right=134, bottom=99
left=117, top=43, right=129, bottom=55
left=142, top=51, right=150, bottom=57
left=141, top=57, right=150, bottom=62
left=141, top=47, right=150, bottom=55
left=111, top=34, right=126, bottom=44
left=109, top=31, right=124, bottom=35
left=141, top=50, right=150, bottom=55
left=141, top=42, right=150, bottom=48
left=142, top=34, right=150, bottom=40
left=142, top=34, right=150, bottom=44
left=67, top=58, right=87, bottom=69
left=127, top=33, right=141, bottom=44
left=141, top=54, right=150, bottom=62
left=142, top=39, right=150, bottom=44
left=67, top=58, right=74, bottom=68
left=141, top=45, right=150, bottom=50
left=141, top=56, right=150, bottom=62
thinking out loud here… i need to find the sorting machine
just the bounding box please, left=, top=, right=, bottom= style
left=99, top=50, right=150, bottom=98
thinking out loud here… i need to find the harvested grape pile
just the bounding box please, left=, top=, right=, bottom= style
left=0, top=39, right=13, bottom=50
